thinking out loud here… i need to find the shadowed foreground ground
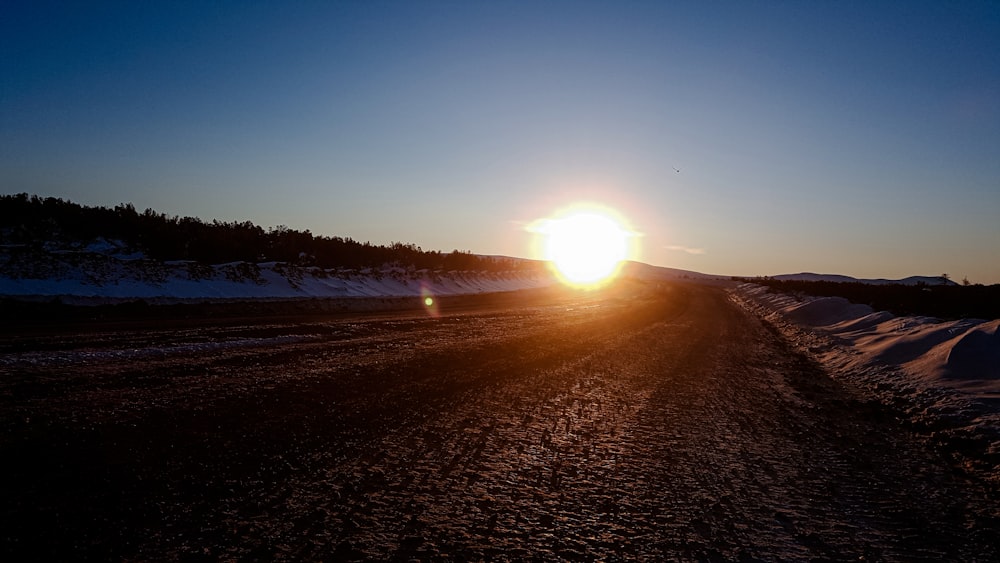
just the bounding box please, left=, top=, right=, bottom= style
left=1, top=282, right=997, bottom=560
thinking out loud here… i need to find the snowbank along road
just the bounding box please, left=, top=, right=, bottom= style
left=1, top=282, right=997, bottom=560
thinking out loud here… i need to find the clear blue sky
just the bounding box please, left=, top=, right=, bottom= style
left=3, top=1, right=999, bottom=282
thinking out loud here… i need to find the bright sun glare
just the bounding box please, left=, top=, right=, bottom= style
left=532, top=204, right=635, bottom=289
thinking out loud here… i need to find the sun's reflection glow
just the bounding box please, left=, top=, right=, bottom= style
left=529, top=203, right=637, bottom=289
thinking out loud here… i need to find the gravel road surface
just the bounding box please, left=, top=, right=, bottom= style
left=2, top=282, right=997, bottom=560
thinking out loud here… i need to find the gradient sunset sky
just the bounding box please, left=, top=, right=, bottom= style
left=3, top=1, right=999, bottom=283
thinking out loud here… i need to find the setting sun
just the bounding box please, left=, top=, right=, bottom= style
left=531, top=204, right=636, bottom=289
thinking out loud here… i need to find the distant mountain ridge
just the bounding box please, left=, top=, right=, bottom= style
left=770, top=272, right=958, bottom=286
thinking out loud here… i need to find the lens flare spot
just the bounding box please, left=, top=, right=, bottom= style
left=421, top=286, right=439, bottom=317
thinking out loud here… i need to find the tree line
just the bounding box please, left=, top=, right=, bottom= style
left=0, top=193, right=530, bottom=271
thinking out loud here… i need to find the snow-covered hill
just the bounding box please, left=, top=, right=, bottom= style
left=621, top=261, right=724, bottom=281
left=0, top=234, right=745, bottom=304
left=0, top=240, right=557, bottom=303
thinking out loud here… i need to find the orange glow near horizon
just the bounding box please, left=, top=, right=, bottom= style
left=529, top=203, right=638, bottom=289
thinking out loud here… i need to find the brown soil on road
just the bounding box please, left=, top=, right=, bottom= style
left=2, top=282, right=997, bottom=560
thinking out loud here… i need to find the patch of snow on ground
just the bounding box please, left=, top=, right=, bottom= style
left=733, top=283, right=1000, bottom=485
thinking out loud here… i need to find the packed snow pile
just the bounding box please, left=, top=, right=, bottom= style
left=735, top=284, right=1000, bottom=388
left=734, top=283, right=1000, bottom=484
left=0, top=240, right=557, bottom=303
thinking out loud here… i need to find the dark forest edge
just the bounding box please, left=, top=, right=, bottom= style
left=734, top=277, right=1000, bottom=321
left=0, top=193, right=532, bottom=272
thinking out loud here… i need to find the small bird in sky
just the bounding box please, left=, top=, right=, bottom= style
left=673, top=167, right=680, bottom=173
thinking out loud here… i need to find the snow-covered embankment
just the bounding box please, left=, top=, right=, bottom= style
left=732, top=283, right=1000, bottom=484
left=0, top=243, right=557, bottom=304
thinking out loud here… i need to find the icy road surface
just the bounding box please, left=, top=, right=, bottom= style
left=2, top=283, right=997, bottom=560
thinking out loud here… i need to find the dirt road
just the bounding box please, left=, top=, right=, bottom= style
left=2, top=282, right=997, bottom=560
